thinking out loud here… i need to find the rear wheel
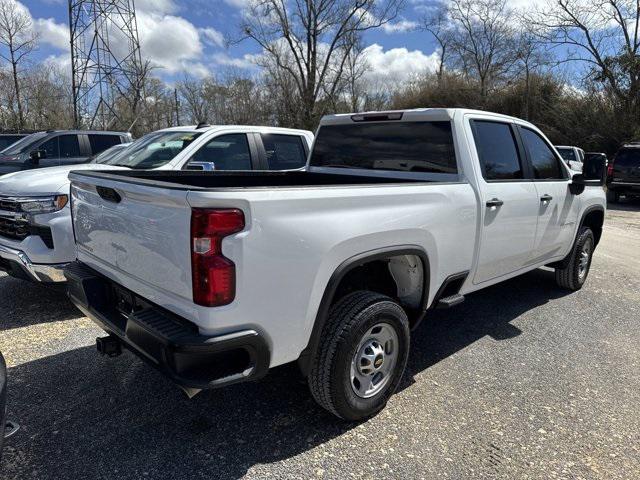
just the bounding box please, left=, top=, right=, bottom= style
left=308, top=291, right=410, bottom=421
left=555, top=227, right=595, bottom=291
left=606, top=189, right=619, bottom=204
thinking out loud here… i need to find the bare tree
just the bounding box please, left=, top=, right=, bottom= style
left=421, top=1, right=454, bottom=84
left=0, top=0, right=38, bottom=130
left=448, top=0, right=517, bottom=97
left=238, top=0, right=403, bottom=129
left=515, top=28, right=552, bottom=120
left=529, top=0, right=640, bottom=115
left=178, top=75, right=211, bottom=124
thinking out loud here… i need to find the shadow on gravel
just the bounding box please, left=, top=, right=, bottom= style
left=0, top=275, right=80, bottom=332
left=1, top=268, right=573, bottom=479
left=402, top=268, right=569, bottom=390
left=607, top=196, right=640, bottom=212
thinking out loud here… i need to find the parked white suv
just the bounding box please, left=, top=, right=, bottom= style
left=0, top=125, right=313, bottom=283
left=65, top=109, right=606, bottom=420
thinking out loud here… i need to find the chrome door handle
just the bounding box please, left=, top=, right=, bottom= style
left=540, top=194, right=553, bottom=202
left=486, top=198, right=504, bottom=208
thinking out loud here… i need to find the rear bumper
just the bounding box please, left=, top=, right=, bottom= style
left=64, top=262, right=270, bottom=390
left=0, top=244, right=67, bottom=283
left=608, top=182, right=640, bottom=194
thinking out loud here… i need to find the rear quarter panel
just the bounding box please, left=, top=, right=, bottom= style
left=184, top=182, right=477, bottom=366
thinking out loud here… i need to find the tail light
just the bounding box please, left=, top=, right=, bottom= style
left=607, top=158, right=614, bottom=177
left=191, top=208, right=245, bottom=307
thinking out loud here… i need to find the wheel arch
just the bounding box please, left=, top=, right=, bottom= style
left=580, top=205, right=605, bottom=246
left=297, top=246, right=431, bottom=376
left=552, top=205, right=605, bottom=270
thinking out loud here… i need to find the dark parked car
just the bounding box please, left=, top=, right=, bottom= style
left=0, top=133, right=28, bottom=152
left=0, top=130, right=133, bottom=176
left=607, top=143, right=640, bottom=203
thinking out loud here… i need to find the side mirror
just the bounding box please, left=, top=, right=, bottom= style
left=29, top=150, right=46, bottom=164
left=570, top=173, right=586, bottom=195
left=583, top=155, right=607, bottom=185
left=186, top=161, right=216, bottom=171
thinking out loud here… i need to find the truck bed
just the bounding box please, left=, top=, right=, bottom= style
left=69, top=167, right=477, bottom=367
left=71, top=170, right=429, bottom=190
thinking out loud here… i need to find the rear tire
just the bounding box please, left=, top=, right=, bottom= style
left=555, top=227, right=595, bottom=291
left=308, top=291, right=410, bottom=421
left=606, top=189, right=619, bottom=204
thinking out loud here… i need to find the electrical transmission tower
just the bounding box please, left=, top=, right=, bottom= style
left=69, top=0, right=144, bottom=129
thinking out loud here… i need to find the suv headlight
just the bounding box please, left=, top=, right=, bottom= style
left=17, top=195, right=69, bottom=214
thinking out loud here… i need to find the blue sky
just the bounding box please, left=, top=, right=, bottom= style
left=20, top=0, right=445, bottom=83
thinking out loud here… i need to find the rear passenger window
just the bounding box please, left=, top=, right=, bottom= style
left=521, top=128, right=564, bottom=180
left=40, top=137, right=59, bottom=158
left=59, top=135, right=81, bottom=158
left=472, top=121, right=523, bottom=180
left=190, top=134, right=252, bottom=170
left=90, top=135, right=121, bottom=154
left=261, top=134, right=307, bottom=170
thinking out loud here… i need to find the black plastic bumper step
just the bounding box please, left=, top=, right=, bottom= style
left=436, top=294, right=465, bottom=309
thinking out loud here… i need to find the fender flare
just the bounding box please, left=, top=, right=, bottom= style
left=297, top=246, right=431, bottom=376
left=554, top=205, right=605, bottom=268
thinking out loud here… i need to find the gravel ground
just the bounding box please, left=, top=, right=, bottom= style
left=1, top=202, right=639, bottom=479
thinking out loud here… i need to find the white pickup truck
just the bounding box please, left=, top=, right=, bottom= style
left=65, top=109, right=607, bottom=421
left=0, top=125, right=313, bottom=283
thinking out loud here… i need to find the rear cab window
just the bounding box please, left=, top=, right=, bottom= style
left=471, top=120, right=523, bottom=181
left=309, top=121, right=457, bottom=174
left=614, top=148, right=640, bottom=167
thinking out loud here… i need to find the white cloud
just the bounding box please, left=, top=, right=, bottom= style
left=136, top=12, right=204, bottom=74
left=212, top=52, right=257, bottom=70
left=135, top=0, right=178, bottom=15
left=34, top=17, right=69, bottom=51
left=223, top=0, right=251, bottom=7
left=200, top=27, right=225, bottom=48
left=382, top=18, right=419, bottom=33
left=361, top=43, right=440, bottom=84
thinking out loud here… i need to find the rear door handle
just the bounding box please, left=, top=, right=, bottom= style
left=486, top=198, right=504, bottom=208
left=540, top=194, right=553, bottom=202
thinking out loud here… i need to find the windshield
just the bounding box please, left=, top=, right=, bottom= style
left=556, top=148, right=576, bottom=162
left=100, top=131, right=202, bottom=169
left=2, top=132, right=47, bottom=155
left=309, top=121, right=457, bottom=174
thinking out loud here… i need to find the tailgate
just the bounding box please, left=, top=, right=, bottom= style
left=70, top=172, right=194, bottom=300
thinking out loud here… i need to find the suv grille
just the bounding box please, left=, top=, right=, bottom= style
left=0, top=197, right=20, bottom=212
left=0, top=215, right=29, bottom=241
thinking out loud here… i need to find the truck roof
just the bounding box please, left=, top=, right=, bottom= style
left=156, top=125, right=314, bottom=136
left=320, top=108, right=537, bottom=126
left=34, top=129, right=130, bottom=135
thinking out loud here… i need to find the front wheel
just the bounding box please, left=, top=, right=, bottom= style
left=555, top=227, right=595, bottom=291
left=308, top=291, right=410, bottom=421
